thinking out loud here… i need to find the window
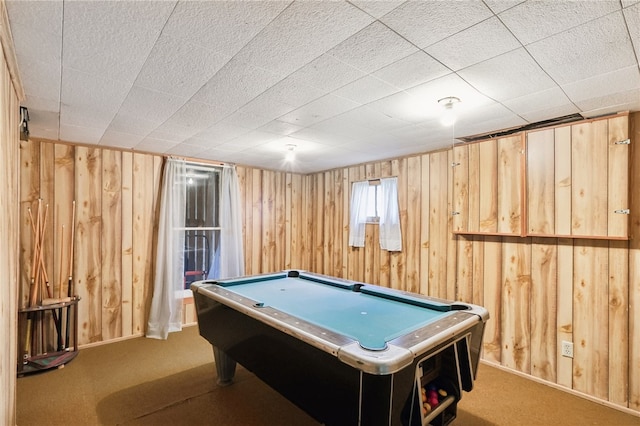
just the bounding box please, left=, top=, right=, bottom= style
left=365, top=181, right=382, bottom=223
left=183, top=165, right=221, bottom=289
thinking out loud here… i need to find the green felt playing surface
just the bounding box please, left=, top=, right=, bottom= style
left=219, top=275, right=448, bottom=350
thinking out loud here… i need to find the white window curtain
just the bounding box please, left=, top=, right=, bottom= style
left=379, top=177, right=402, bottom=251
left=219, top=166, right=245, bottom=278
left=147, top=159, right=186, bottom=340
left=348, top=180, right=369, bottom=247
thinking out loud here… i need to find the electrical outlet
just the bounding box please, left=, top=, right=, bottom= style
left=561, top=340, right=574, bottom=358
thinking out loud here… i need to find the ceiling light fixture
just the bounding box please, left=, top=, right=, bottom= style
left=285, top=144, right=297, bottom=162
left=438, top=96, right=460, bottom=126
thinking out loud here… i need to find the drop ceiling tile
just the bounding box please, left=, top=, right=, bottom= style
left=7, top=18, right=61, bottom=66
left=59, top=123, right=104, bottom=145
left=526, top=12, right=636, bottom=84
left=135, top=137, right=179, bottom=153
left=457, top=48, right=556, bottom=102
left=233, top=1, right=373, bottom=77
left=381, top=1, right=493, bottom=48
left=278, top=94, right=361, bottom=127
left=289, top=54, right=366, bottom=93
left=165, top=143, right=209, bottom=158
left=27, top=110, right=59, bottom=140
left=574, top=89, right=640, bottom=116
left=167, top=101, right=233, bottom=131
left=502, top=86, right=574, bottom=116
left=17, top=55, right=60, bottom=106
left=483, top=0, right=525, bottom=14
left=219, top=110, right=275, bottom=131
left=99, top=130, right=144, bottom=149
left=518, top=104, right=581, bottom=124
left=349, top=1, right=404, bottom=18
left=562, top=66, right=640, bottom=103
left=328, top=21, right=419, bottom=73
left=194, top=123, right=250, bottom=144
left=118, top=86, right=187, bottom=124
left=336, top=107, right=411, bottom=133
left=192, top=57, right=283, bottom=111
left=146, top=120, right=201, bottom=143
left=372, top=51, right=451, bottom=90
left=425, top=17, right=520, bottom=71
left=498, top=0, right=620, bottom=45
left=22, top=95, right=59, bottom=117
left=366, top=91, right=428, bottom=123
left=134, top=34, right=230, bottom=97
left=624, top=3, right=640, bottom=58
left=332, top=76, right=399, bottom=104
left=62, top=1, right=175, bottom=83
left=258, top=120, right=304, bottom=136
left=105, top=113, right=159, bottom=137
left=240, top=93, right=298, bottom=120
left=162, top=1, right=289, bottom=57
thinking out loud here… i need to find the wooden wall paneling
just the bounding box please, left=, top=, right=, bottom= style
left=497, top=135, right=523, bottom=235
left=607, top=114, right=629, bottom=238
left=527, top=129, right=555, bottom=234
left=323, top=171, right=334, bottom=276
left=151, top=156, right=163, bottom=320
left=378, top=161, right=392, bottom=287
left=629, top=112, right=640, bottom=411
left=468, top=143, right=480, bottom=233
left=471, top=235, right=484, bottom=306
left=346, top=165, right=363, bottom=282
left=250, top=169, right=262, bottom=275
left=284, top=172, right=293, bottom=270
left=571, top=121, right=608, bottom=236
left=313, top=172, right=324, bottom=274
left=53, top=144, right=75, bottom=305
left=363, top=164, right=376, bottom=284
left=262, top=170, right=276, bottom=273
left=572, top=239, right=609, bottom=399
left=237, top=167, right=252, bottom=275
left=428, top=152, right=448, bottom=298
left=39, top=142, right=54, bottom=290
left=120, top=151, right=133, bottom=337
left=405, top=156, right=421, bottom=294
left=274, top=171, right=285, bottom=271
left=75, top=146, right=102, bottom=344
left=479, top=139, right=498, bottom=233
left=608, top=240, right=629, bottom=406
left=556, top=238, right=574, bottom=389
left=333, top=169, right=344, bottom=278
left=301, top=174, right=312, bottom=271
left=418, top=154, right=430, bottom=295
left=456, top=235, right=473, bottom=303
left=19, top=140, right=39, bottom=307
left=555, top=126, right=572, bottom=235
left=101, top=149, right=122, bottom=340
left=500, top=238, right=531, bottom=374
left=446, top=149, right=457, bottom=299
left=530, top=238, right=557, bottom=382
left=391, top=158, right=407, bottom=291
left=452, top=145, right=468, bottom=232
left=482, top=236, right=502, bottom=363
left=131, top=153, right=155, bottom=336
left=341, top=168, right=350, bottom=279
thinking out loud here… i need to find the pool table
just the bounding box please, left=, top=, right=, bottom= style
left=191, top=270, right=489, bottom=426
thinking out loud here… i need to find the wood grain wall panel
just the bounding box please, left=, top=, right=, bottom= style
left=301, top=174, right=312, bottom=271
left=573, top=239, right=609, bottom=400
left=471, top=235, right=484, bottom=307
left=608, top=240, right=629, bottom=406
left=275, top=172, right=285, bottom=271
left=500, top=238, right=531, bottom=374
left=391, top=158, right=407, bottom=291
left=284, top=172, right=293, bottom=269
left=497, top=135, right=523, bottom=235
left=261, top=170, right=275, bottom=273
left=479, top=140, right=498, bottom=233
left=347, top=165, right=364, bottom=283
left=571, top=121, right=608, bottom=236
left=53, top=144, right=75, bottom=301
left=323, top=171, right=334, bottom=276
left=313, top=173, right=325, bottom=275
left=607, top=115, right=629, bottom=237
left=456, top=236, right=473, bottom=303
left=527, top=129, right=555, bottom=234
left=482, top=236, right=502, bottom=363
left=39, top=143, right=54, bottom=293
left=120, top=151, right=133, bottom=337
left=419, top=154, right=430, bottom=295
left=405, top=156, right=421, bottom=294
left=429, top=151, right=448, bottom=298
left=378, top=161, right=392, bottom=288
left=629, top=112, right=640, bottom=411
left=452, top=145, right=468, bottom=232
left=333, top=169, right=344, bottom=278
left=19, top=140, right=39, bottom=307
left=75, top=147, right=102, bottom=344
left=467, top=144, right=480, bottom=233
left=250, top=169, right=262, bottom=275
left=556, top=238, right=574, bottom=388
left=101, top=150, right=122, bottom=340
left=554, top=127, right=572, bottom=235
left=530, top=238, right=557, bottom=382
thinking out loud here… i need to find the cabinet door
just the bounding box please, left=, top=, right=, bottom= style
left=526, top=114, right=629, bottom=239
left=453, top=133, right=524, bottom=236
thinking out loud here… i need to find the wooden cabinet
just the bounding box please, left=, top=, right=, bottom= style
left=453, top=113, right=630, bottom=240
left=526, top=114, right=629, bottom=239
left=452, top=133, right=525, bottom=236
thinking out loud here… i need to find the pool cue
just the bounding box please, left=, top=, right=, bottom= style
left=65, top=200, right=76, bottom=350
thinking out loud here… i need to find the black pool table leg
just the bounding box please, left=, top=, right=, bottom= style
left=213, top=346, right=237, bottom=386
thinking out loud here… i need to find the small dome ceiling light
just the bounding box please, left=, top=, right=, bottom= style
left=438, top=96, right=461, bottom=126
left=285, top=144, right=297, bottom=162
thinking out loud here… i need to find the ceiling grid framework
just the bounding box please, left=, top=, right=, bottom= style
left=6, top=0, right=640, bottom=173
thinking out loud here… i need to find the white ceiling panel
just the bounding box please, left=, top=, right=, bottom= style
left=381, top=1, right=493, bottom=48
left=457, top=48, right=556, bottom=102
left=425, top=17, right=521, bottom=71
left=6, top=0, right=639, bottom=173
left=498, top=0, right=620, bottom=45
left=526, top=11, right=636, bottom=84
